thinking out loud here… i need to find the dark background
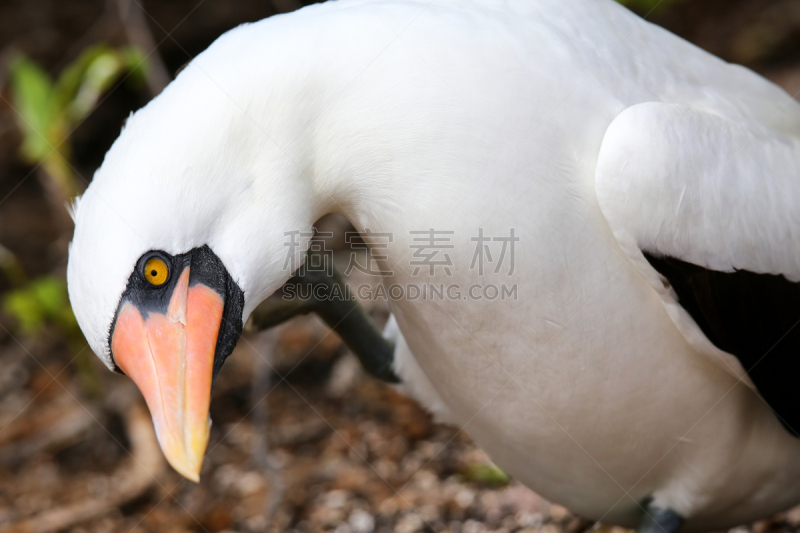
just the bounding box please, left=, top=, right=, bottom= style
left=0, top=1, right=798, bottom=532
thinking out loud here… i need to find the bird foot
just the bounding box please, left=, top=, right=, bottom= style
left=637, top=502, right=684, bottom=533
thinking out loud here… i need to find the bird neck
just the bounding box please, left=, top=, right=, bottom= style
left=194, top=13, right=466, bottom=313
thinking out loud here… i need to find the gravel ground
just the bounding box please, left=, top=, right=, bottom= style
left=3, top=302, right=800, bottom=533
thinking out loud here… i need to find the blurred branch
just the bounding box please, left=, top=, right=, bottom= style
left=115, top=0, right=171, bottom=96
left=271, top=0, right=303, bottom=14
left=615, top=0, right=684, bottom=13
left=730, top=0, right=800, bottom=64
left=0, top=48, right=12, bottom=98
left=0, top=399, right=165, bottom=533
left=250, top=329, right=286, bottom=526
left=0, top=405, right=95, bottom=465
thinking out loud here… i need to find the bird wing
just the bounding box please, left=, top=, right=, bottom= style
left=595, top=101, right=800, bottom=435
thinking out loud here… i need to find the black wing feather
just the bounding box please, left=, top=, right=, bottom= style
left=643, top=252, right=800, bottom=437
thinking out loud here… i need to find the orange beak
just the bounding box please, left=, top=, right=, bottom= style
left=111, top=267, right=224, bottom=481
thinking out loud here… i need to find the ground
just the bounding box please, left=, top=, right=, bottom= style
left=0, top=1, right=800, bottom=532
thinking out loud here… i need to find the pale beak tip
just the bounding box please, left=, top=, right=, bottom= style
left=177, top=466, right=201, bottom=484
left=157, top=422, right=210, bottom=483
left=163, top=448, right=204, bottom=482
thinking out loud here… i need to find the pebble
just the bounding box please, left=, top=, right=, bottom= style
left=516, top=512, right=545, bottom=528
left=462, top=519, right=488, bottom=533
left=549, top=504, right=571, bottom=521
left=236, top=472, right=264, bottom=496
left=395, top=512, right=425, bottom=533
left=413, top=469, right=438, bottom=491
left=349, top=509, right=376, bottom=533
left=454, top=487, right=476, bottom=509
left=324, top=489, right=350, bottom=509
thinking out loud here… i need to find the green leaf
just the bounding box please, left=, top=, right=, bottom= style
left=120, top=46, right=150, bottom=87
left=461, top=463, right=510, bottom=486
left=31, top=276, right=68, bottom=317
left=3, top=289, right=44, bottom=335
left=2, top=276, right=77, bottom=335
left=53, top=45, right=113, bottom=111
left=8, top=54, right=56, bottom=162
left=0, top=243, right=26, bottom=287
left=67, top=50, right=125, bottom=122
left=8, top=45, right=151, bottom=201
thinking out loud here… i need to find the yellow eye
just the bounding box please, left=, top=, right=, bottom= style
left=144, top=257, right=169, bottom=286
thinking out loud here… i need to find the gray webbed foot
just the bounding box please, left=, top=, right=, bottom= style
left=637, top=501, right=684, bottom=533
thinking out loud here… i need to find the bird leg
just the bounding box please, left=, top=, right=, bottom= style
left=248, top=251, right=400, bottom=384
left=637, top=500, right=684, bottom=533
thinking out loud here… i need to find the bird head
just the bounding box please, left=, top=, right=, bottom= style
left=67, top=50, right=319, bottom=481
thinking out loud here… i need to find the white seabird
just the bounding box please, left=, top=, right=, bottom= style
left=67, top=1, right=800, bottom=530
